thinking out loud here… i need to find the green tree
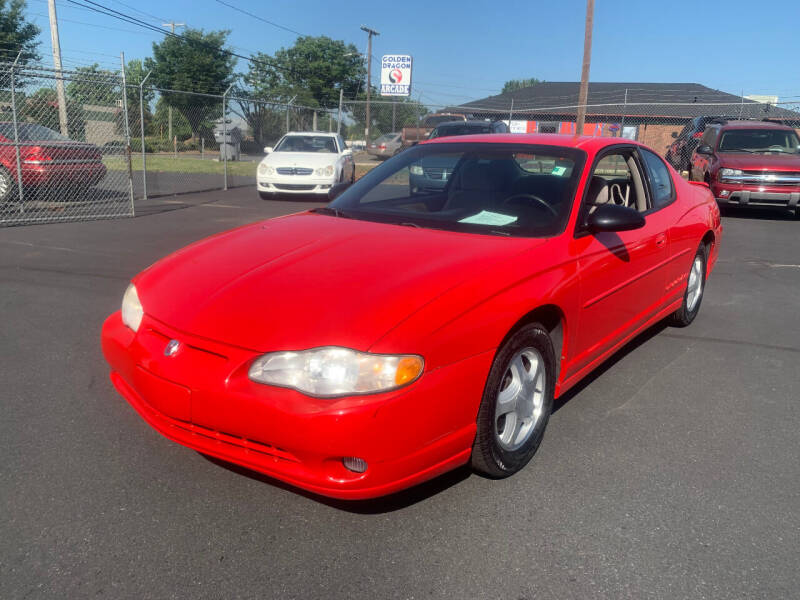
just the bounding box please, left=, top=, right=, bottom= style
left=244, top=36, right=365, bottom=108
left=145, top=28, right=236, bottom=139
left=0, top=0, right=39, bottom=68
left=66, top=64, right=118, bottom=106
left=151, top=96, right=192, bottom=141
left=23, top=87, right=86, bottom=140
left=501, top=78, right=542, bottom=94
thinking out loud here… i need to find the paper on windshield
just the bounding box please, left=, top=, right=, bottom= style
left=459, top=211, right=518, bottom=226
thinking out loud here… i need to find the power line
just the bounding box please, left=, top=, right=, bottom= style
left=212, top=0, right=305, bottom=37
left=64, top=0, right=305, bottom=79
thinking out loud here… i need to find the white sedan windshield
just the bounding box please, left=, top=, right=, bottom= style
left=275, top=135, right=338, bottom=153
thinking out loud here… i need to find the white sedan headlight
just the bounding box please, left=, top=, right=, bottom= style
left=719, top=168, right=742, bottom=179
left=248, top=347, right=424, bottom=398
left=315, top=164, right=335, bottom=177
left=258, top=163, right=274, bottom=176
left=121, top=283, right=143, bottom=332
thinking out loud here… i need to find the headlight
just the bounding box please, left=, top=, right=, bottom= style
left=121, top=283, right=143, bottom=332
left=248, top=347, right=424, bottom=397
left=719, top=168, right=742, bottom=179
left=258, top=164, right=274, bottom=176
left=410, top=165, right=424, bottom=175
left=315, top=164, right=335, bottom=177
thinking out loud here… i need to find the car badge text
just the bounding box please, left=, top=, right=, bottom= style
left=164, top=339, right=181, bottom=357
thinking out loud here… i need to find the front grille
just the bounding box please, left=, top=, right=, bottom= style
left=171, top=420, right=301, bottom=463
left=423, top=167, right=451, bottom=180
left=276, top=167, right=314, bottom=176
left=728, top=171, right=800, bottom=186
left=273, top=184, right=316, bottom=191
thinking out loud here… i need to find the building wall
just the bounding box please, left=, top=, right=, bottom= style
left=636, top=123, right=682, bottom=153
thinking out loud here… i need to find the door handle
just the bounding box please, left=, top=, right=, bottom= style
left=655, top=234, right=667, bottom=247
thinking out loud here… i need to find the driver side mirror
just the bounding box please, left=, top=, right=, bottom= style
left=671, top=132, right=678, bottom=139
left=263, top=146, right=273, bottom=154
left=342, top=148, right=353, bottom=156
left=585, top=203, right=645, bottom=233
left=328, top=181, right=350, bottom=201
left=696, top=144, right=713, bottom=155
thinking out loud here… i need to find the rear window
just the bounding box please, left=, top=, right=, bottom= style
left=429, top=124, right=491, bottom=139
left=0, top=123, right=70, bottom=141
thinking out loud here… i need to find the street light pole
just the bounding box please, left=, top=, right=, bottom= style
left=575, top=0, right=594, bottom=135
left=360, top=25, right=379, bottom=144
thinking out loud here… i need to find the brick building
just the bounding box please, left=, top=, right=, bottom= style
left=453, top=82, right=800, bottom=154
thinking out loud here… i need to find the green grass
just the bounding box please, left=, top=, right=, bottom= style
left=105, top=154, right=379, bottom=181
left=104, top=155, right=257, bottom=177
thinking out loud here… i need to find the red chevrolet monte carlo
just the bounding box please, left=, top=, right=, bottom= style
left=102, top=134, right=722, bottom=500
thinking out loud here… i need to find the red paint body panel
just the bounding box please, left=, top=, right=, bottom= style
left=102, top=135, right=722, bottom=499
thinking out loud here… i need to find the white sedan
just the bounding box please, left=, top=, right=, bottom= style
left=257, top=132, right=356, bottom=198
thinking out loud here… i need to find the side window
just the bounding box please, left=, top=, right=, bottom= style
left=587, top=151, right=649, bottom=213
left=640, top=149, right=674, bottom=209
left=701, top=127, right=718, bottom=148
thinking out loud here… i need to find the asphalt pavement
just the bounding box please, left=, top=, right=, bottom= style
left=1, top=190, right=798, bottom=599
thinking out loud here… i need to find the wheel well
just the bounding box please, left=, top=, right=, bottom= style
left=702, top=230, right=715, bottom=252
left=501, top=305, right=565, bottom=381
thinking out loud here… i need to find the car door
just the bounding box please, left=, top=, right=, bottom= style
left=568, top=148, right=668, bottom=376
left=690, top=126, right=719, bottom=182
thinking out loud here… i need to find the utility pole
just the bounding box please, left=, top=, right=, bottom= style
left=47, top=0, right=69, bottom=137
left=162, top=21, right=185, bottom=142
left=575, top=0, right=594, bottom=135
left=360, top=25, right=379, bottom=143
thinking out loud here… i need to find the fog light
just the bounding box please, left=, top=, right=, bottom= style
left=342, top=457, right=368, bottom=473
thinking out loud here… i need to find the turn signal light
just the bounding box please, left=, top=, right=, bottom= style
left=395, top=357, right=424, bottom=386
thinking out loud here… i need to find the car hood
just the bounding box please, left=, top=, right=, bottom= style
left=718, top=153, right=800, bottom=171
left=135, top=213, right=542, bottom=352
left=262, top=152, right=339, bottom=168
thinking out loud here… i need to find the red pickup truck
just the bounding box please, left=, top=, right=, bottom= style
left=689, top=119, right=800, bottom=216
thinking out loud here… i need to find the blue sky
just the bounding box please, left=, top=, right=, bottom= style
left=19, top=0, right=800, bottom=106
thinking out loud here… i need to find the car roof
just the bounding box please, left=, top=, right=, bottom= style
left=283, top=131, right=337, bottom=137
left=423, top=133, right=647, bottom=152
left=714, top=120, right=795, bottom=131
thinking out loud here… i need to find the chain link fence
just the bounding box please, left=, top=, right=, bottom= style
left=0, top=61, right=134, bottom=226
left=3, top=56, right=800, bottom=227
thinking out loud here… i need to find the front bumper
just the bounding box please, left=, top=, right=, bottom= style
left=257, top=175, right=336, bottom=195
left=101, top=311, right=491, bottom=499
left=712, top=181, right=800, bottom=209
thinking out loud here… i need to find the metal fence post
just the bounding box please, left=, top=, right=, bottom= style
left=222, top=83, right=233, bottom=191
left=120, top=52, right=134, bottom=213
left=337, top=89, right=343, bottom=134
left=10, top=51, right=25, bottom=213
left=508, top=99, right=514, bottom=127
left=139, top=71, right=151, bottom=200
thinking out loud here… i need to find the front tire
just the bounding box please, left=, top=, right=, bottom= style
left=669, top=244, right=707, bottom=327
left=0, top=166, right=17, bottom=205
left=472, top=323, right=555, bottom=478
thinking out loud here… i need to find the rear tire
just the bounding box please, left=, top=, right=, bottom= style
left=471, top=323, right=555, bottom=478
left=669, top=244, right=707, bottom=327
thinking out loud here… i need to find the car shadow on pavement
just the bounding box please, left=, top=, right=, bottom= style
left=720, top=206, right=797, bottom=221
left=553, top=320, right=669, bottom=413
left=200, top=454, right=472, bottom=514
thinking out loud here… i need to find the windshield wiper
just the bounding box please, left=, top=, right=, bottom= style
left=311, top=206, right=352, bottom=218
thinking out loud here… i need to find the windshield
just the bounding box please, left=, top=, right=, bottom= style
left=274, top=135, right=338, bottom=153
left=430, top=124, right=491, bottom=139
left=329, top=142, right=585, bottom=237
left=718, top=129, right=800, bottom=154
left=0, top=123, right=70, bottom=142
